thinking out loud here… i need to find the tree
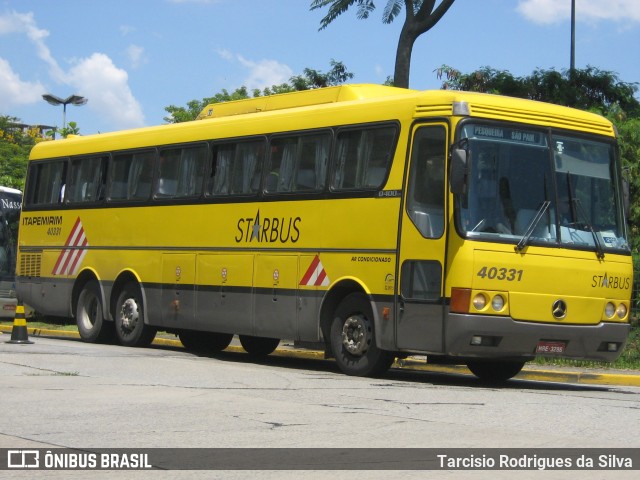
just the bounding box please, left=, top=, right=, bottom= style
left=436, top=65, right=640, bottom=116
left=58, top=121, right=81, bottom=138
left=614, top=116, right=640, bottom=252
left=310, top=0, right=456, bottom=88
left=0, top=116, right=43, bottom=189
left=164, top=60, right=354, bottom=123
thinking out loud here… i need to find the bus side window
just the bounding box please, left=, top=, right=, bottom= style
left=332, top=125, right=396, bottom=190
left=406, top=126, right=446, bottom=239
left=208, top=144, right=234, bottom=195
left=267, top=137, right=298, bottom=193
left=233, top=141, right=262, bottom=195
left=266, top=133, right=330, bottom=194
left=295, top=134, right=330, bottom=191
left=156, top=144, right=207, bottom=199
left=177, top=146, right=207, bottom=197
left=129, top=152, right=155, bottom=200
left=67, top=155, right=108, bottom=204
left=25, top=160, right=68, bottom=206
left=108, top=150, right=155, bottom=201
left=156, top=149, right=180, bottom=197
left=108, top=155, right=129, bottom=200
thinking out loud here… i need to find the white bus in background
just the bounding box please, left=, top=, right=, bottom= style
left=0, top=186, right=22, bottom=318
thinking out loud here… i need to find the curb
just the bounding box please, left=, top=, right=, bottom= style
left=395, top=360, right=640, bottom=387
left=2, top=325, right=639, bottom=387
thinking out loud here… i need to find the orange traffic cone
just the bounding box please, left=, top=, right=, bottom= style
left=6, top=301, right=33, bottom=344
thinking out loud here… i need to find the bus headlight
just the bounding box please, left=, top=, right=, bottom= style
left=491, top=294, right=505, bottom=312
left=604, top=302, right=616, bottom=318
left=616, top=303, right=627, bottom=319
left=472, top=294, right=486, bottom=310
left=451, top=288, right=509, bottom=316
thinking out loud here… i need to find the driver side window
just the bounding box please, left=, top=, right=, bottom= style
left=406, top=126, right=446, bottom=238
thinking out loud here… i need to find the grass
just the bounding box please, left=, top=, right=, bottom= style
left=0, top=319, right=78, bottom=331
left=532, top=318, right=640, bottom=370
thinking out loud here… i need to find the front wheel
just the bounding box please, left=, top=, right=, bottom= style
left=114, top=282, right=156, bottom=347
left=466, top=359, right=525, bottom=382
left=76, top=280, right=114, bottom=343
left=330, top=293, right=394, bottom=377
left=239, top=335, right=280, bottom=356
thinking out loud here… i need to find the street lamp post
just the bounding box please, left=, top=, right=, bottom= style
left=570, top=0, right=576, bottom=76
left=42, top=94, right=88, bottom=136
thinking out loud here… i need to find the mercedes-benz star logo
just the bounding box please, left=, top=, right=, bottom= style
left=552, top=299, right=567, bottom=319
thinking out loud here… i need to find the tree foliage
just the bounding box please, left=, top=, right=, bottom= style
left=0, top=116, right=43, bottom=190
left=310, top=0, right=456, bottom=88
left=617, top=116, right=640, bottom=251
left=164, top=60, right=354, bottom=124
left=436, top=65, right=640, bottom=116
left=57, top=121, right=81, bottom=139
left=437, top=64, right=640, bottom=252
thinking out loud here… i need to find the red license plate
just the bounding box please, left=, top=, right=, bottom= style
left=536, top=341, right=566, bottom=355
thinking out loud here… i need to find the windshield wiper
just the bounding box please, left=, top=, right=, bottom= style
left=515, top=201, right=551, bottom=253
left=565, top=173, right=604, bottom=259
left=570, top=199, right=605, bottom=259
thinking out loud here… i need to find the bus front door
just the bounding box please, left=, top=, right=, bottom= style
left=397, top=123, right=448, bottom=352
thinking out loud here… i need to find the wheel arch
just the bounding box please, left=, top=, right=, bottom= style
left=71, top=268, right=103, bottom=321
left=319, top=278, right=370, bottom=357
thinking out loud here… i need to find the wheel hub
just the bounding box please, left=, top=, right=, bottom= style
left=341, top=314, right=370, bottom=356
left=120, top=298, right=139, bottom=331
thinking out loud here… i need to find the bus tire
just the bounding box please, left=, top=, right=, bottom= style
left=466, top=359, right=525, bottom=382
left=239, top=335, right=280, bottom=356
left=76, top=280, right=114, bottom=343
left=114, top=282, right=156, bottom=347
left=179, top=330, right=233, bottom=353
left=330, top=293, right=394, bottom=377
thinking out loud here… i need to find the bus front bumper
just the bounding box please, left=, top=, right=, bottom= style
left=446, top=313, right=631, bottom=362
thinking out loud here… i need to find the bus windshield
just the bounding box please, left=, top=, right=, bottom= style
left=457, top=123, right=628, bottom=254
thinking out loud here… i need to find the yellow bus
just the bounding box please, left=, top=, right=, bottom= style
left=16, top=84, right=632, bottom=381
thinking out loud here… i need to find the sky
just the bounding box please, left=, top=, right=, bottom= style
left=1, top=0, right=639, bottom=135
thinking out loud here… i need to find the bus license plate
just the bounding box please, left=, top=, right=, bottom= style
left=536, top=341, right=566, bottom=355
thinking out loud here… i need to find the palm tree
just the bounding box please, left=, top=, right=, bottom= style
left=311, top=0, right=456, bottom=88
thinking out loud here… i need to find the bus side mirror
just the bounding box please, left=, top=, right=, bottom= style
left=450, top=148, right=468, bottom=195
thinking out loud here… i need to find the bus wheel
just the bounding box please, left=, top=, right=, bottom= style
left=239, top=335, right=280, bottom=356
left=179, top=330, right=233, bottom=353
left=76, top=280, right=114, bottom=343
left=466, top=359, right=525, bottom=382
left=330, top=293, right=394, bottom=377
left=114, top=282, right=156, bottom=347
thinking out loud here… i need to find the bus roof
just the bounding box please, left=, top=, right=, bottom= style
left=28, top=85, right=616, bottom=160
left=0, top=186, right=22, bottom=195
left=195, top=84, right=412, bottom=120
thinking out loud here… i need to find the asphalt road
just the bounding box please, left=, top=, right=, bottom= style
left=1, top=334, right=639, bottom=479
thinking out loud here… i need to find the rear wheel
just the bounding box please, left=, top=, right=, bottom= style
left=76, top=280, right=114, bottom=343
left=239, top=335, right=280, bottom=356
left=114, top=282, right=156, bottom=347
left=179, top=330, right=233, bottom=354
left=330, top=293, right=394, bottom=377
left=466, top=359, right=525, bottom=382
